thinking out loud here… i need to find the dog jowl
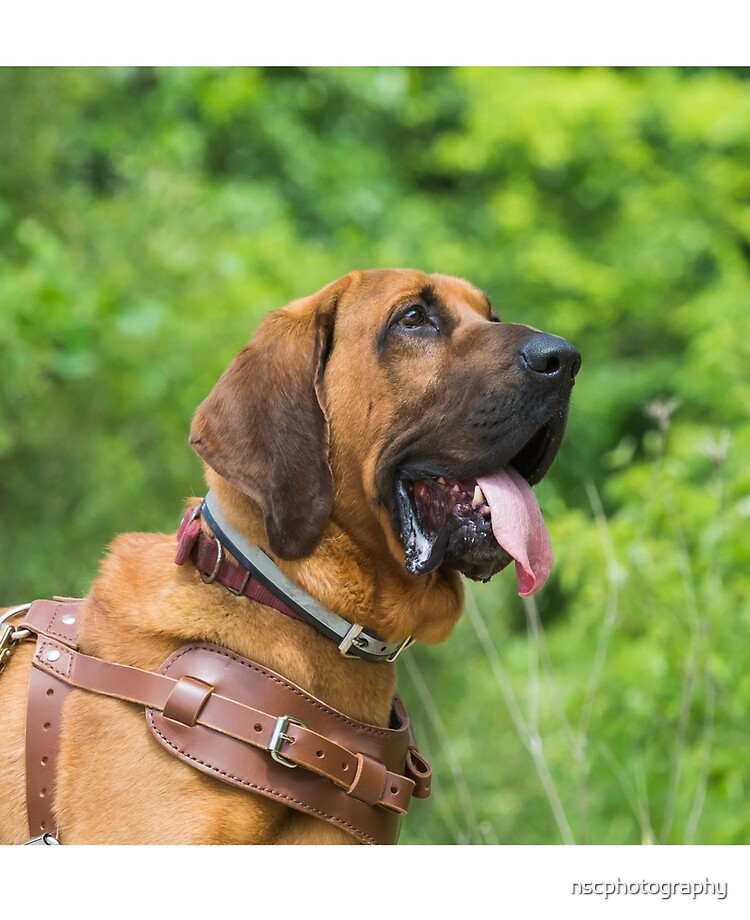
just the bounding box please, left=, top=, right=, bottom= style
left=192, top=269, right=580, bottom=596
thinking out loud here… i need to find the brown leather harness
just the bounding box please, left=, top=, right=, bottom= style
left=4, top=502, right=432, bottom=846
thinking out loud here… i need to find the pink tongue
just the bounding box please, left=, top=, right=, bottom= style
left=476, top=467, right=553, bottom=596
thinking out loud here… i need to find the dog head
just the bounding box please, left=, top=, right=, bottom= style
left=190, top=269, right=580, bottom=594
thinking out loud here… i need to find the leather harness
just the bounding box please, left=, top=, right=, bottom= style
left=5, top=501, right=432, bottom=845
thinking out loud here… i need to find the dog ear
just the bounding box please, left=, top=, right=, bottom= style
left=190, top=275, right=352, bottom=559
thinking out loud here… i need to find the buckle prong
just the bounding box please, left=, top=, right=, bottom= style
left=268, top=715, right=307, bottom=768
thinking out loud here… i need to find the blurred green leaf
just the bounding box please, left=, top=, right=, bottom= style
left=2, top=66, right=749, bottom=844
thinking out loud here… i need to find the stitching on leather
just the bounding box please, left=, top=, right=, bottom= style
left=47, top=602, right=80, bottom=643
left=146, top=708, right=377, bottom=844
left=165, top=644, right=394, bottom=737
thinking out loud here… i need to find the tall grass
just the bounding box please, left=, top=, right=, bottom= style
left=400, top=407, right=736, bottom=845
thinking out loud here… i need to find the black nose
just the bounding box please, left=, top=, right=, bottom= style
left=520, top=333, right=581, bottom=382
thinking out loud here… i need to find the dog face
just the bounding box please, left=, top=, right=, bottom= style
left=190, top=269, right=580, bottom=592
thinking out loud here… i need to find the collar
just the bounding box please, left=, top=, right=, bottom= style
left=175, top=491, right=414, bottom=663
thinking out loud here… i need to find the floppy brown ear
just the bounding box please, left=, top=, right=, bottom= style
left=189, top=275, right=352, bottom=559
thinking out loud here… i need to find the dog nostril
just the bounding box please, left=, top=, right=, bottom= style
left=520, top=334, right=581, bottom=382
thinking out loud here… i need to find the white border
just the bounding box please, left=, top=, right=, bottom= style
left=0, top=1, right=747, bottom=66
left=5, top=844, right=750, bottom=917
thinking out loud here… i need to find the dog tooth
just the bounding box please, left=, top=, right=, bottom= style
left=451, top=484, right=460, bottom=492
left=472, top=485, right=485, bottom=507
left=437, top=477, right=446, bottom=484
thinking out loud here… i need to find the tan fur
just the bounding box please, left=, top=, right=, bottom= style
left=0, top=269, right=532, bottom=844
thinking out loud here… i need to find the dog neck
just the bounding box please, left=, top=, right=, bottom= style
left=193, top=490, right=415, bottom=662
left=204, top=472, right=465, bottom=648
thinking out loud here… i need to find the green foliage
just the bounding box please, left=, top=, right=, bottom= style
left=1, top=66, right=748, bottom=843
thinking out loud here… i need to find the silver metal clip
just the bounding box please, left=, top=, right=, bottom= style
left=21, top=834, right=60, bottom=846
left=0, top=602, right=33, bottom=629
left=0, top=602, right=33, bottom=678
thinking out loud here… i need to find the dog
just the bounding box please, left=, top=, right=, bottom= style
left=0, top=269, right=580, bottom=844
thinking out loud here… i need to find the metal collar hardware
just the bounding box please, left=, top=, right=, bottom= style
left=199, top=492, right=415, bottom=664
left=268, top=714, right=308, bottom=768
left=21, top=834, right=60, bottom=846
left=0, top=603, right=32, bottom=677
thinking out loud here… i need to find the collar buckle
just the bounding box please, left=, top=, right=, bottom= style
left=193, top=492, right=417, bottom=664
left=338, top=623, right=414, bottom=662
left=386, top=635, right=416, bottom=662
left=338, top=623, right=367, bottom=658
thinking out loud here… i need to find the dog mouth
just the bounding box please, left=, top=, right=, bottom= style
left=395, top=423, right=557, bottom=591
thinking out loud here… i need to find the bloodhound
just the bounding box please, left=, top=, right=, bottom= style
left=0, top=269, right=580, bottom=844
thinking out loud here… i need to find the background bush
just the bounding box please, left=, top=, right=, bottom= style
left=1, top=66, right=748, bottom=844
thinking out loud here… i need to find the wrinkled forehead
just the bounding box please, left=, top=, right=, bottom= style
left=342, top=269, right=493, bottom=324
left=427, top=273, right=493, bottom=314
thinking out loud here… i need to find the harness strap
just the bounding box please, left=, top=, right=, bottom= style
left=18, top=599, right=431, bottom=845
left=22, top=598, right=83, bottom=841
left=30, top=639, right=421, bottom=811
left=25, top=666, right=71, bottom=839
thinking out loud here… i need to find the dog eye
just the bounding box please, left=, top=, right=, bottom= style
left=398, top=306, right=427, bottom=328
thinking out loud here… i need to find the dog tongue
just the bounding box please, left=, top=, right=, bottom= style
left=476, top=468, right=553, bottom=596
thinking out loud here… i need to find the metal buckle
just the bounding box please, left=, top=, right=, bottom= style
left=338, top=623, right=367, bottom=658
left=386, top=635, right=415, bottom=662
left=267, top=714, right=307, bottom=768
left=21, top=834, right=60, bottom=846
left=338, top=623, right=414, bottom=661
left=226, top=569, right=251, bottom=596
left=0, top=602, right=33, bottom=678
left=200, top=537, right=224, bottom=584
left=0, top=624, right=18, bottom=677
left=0, top=602, right=33, bottom=629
